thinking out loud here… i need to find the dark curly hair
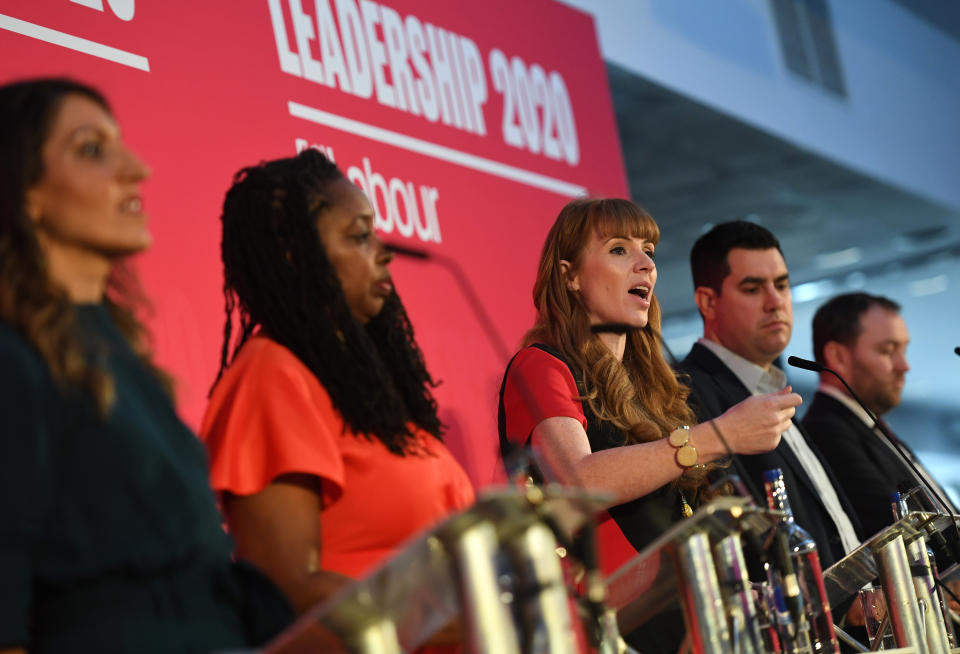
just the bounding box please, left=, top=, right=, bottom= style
left=0, top=77, right=168, bottom=413
left=215, top=148, right=442, bottom=455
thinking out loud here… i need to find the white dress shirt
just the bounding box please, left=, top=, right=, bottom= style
left=699, top=339, right=861, bottom=554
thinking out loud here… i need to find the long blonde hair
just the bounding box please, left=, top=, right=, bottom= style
left=524, top=198, right=697, bottom=450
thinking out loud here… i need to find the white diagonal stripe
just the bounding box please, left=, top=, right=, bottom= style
left=288, top=101, right=587, bottom=197
left=0, top=13, right=149, bottom=72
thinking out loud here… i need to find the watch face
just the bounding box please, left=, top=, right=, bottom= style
left=676, top=444, right=698, bottom=468
left=668, top=427, right=689, bottom=447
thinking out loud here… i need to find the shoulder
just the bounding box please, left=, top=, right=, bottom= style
left=676, top=343, right=730, bottom=390
left=202, top=336, right=346, bottom=498
left=804, top=392, right=850, bottom=424
left=677, top=342, right=726, bottom=377
left=212, top=336, right=325, bottom=399
left=203, top=335, right=338, bottom=440
left=802, top=392, right=864, bottom=437
left=501, top=345, right=586, bottom=441
left=510, top=345, right=575, bottom=379
left=225, top=335, right=311, bottom=377
left=507, top=345, right=581, bottom=399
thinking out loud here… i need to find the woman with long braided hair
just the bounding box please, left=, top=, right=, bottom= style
left=201, top=148, right=474, bottom=617
left=0, top=77, right=290, bottom=653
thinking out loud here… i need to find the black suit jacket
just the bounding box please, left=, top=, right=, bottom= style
left=677, top=343, right=863, bottom=568
left=802, top=391, right=923, bottom=539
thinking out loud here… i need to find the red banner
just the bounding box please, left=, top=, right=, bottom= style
left=1, top=0, right=627, bottom=488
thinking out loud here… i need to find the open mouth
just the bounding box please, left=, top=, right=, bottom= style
left=120, top=196, right=143, bottom=213
left=628, top=285, right=650, bottom=300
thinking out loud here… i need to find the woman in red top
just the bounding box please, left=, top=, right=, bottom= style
left=501, top=198, right=801, bottom=545
left=201, top=150, right=474, bottom=617
left=499, top=198, right=803, bottom=653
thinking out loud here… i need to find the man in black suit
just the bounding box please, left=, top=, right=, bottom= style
left=677, top=221, right=862, bottom=568
left=801, top=292, right=955, bottom=538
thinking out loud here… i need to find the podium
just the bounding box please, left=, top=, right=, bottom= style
left=824, top=511, right=960, bottom=654
left=604, top=497, right=782, bottom=654
left=263, top=486, right=610, bottom=654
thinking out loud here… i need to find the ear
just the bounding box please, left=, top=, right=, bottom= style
left=694, top=286, right=717, bottom=321
left=560, top=259, right=579, bottom=292
left=24, top=188, right=43, bottom=224
left=822, top=341, right=851, bottom=374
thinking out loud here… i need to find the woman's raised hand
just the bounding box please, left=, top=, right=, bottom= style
left=713, top=387, right=802, bottom=455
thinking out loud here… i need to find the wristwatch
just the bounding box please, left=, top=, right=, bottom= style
left=668, top=425, right=698, bottom=468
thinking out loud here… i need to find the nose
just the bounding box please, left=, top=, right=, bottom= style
left=374, top=232, right=394, bottom=266
left=763, top=284, right=785, bottom=311
left=120, top=144, right=151, bottom=182
left=895, top=351, right=910, bottom=374
left=634, top=251, right=655, bottom=271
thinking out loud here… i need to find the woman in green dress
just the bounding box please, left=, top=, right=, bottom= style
left=0, top=78, right=290, bottom=653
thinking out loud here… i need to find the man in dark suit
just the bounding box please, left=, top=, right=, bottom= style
left=677, top=221, right=862, bottom=568
left=801, top=292, right=955, bottom=539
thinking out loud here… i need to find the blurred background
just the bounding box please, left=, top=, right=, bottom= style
left=563, top=0, right=960, bottom=502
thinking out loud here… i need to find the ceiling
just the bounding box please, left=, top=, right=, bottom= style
left=608, top=61, right=960, bottom=322
left=607, top=62, right=960, bottom=426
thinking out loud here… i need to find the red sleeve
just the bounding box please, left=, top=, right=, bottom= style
left=502, top=347, right=587, bottom=446
left=200, top=337, right=344, bottom=507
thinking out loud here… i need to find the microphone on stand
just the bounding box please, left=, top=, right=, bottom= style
left=786, top=355, right=960, bottom=559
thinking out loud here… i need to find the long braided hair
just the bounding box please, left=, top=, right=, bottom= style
left=0, top=78, right=169, bottom=414
left=215, top=149, right=442, bottom=455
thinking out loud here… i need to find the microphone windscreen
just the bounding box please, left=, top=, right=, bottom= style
left=786, top=356, right=822, bottom=372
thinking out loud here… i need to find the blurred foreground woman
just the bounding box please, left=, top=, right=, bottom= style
left=0, top=78, right=289, bottom=653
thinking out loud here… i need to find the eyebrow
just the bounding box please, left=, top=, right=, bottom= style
left=67, top=123, right=120, bottom=141
left=878, top=338, right=909, bottom=347
left=602, top=234, right=652, bottom=245
left=737, top=273, right=790, bottom=286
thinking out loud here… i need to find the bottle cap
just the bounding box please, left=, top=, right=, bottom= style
left=763, top=468, right=783, bottom=483
left=890, top=491, right=903, bottom=502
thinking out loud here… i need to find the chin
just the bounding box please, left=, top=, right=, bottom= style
left=110, top=240, right=152, bottom=257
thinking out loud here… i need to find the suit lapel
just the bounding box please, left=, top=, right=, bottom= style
left=688, top=345, right=835, bottom=515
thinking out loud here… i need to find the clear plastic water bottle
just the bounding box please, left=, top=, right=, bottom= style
left=763, top=469, right=840, bottom=654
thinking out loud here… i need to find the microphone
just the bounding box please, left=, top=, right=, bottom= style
left=785, top=356, right=822, bottom=373
left=786, top=356, right=958, bottom=525
left=382, top=240, right=511, bottom=361
left=954, top=347, right=960, bottom=357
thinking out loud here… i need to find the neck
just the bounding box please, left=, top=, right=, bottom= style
left=819, top=375, right=887, bottom=417
left=702, top=329, right=773, bottom=371
left=596, top=330, right=627, bottom=361
left=819, top=374, right=846, bottom=394
left=41, top=238, right=111, bottom=303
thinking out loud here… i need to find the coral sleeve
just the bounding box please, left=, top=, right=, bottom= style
left=201, top=337, right=345, bottom=508
left=502, top=346, right=587, bottom=447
